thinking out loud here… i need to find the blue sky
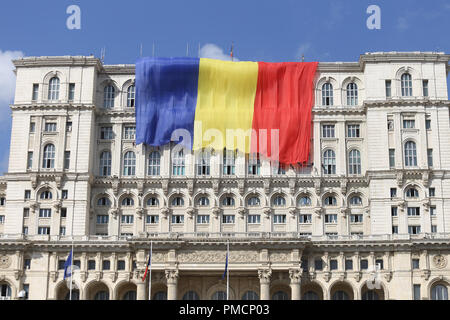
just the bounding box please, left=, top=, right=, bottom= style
left=0, top=0, right=449, bottom=174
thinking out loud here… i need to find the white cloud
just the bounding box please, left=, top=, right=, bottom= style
left=396, top=17, right=409, bottom=31
left=199, top=43, right=238, bottom=61
left=0, top=50, right=24, bottom=123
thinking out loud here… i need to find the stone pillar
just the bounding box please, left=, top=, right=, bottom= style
left=289, top=269, right=302, bottom=300
left=136, top=281, right=146, bottom=300
left=258, top=268, right=272, bottom=300
left=165, top=270, right=179, bottom=300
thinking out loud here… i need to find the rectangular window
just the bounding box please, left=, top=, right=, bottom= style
left=322, top=124, right=335, bottom=138
left=345, top=259, right=353, bottom=270
left=58, top=260, right=65, bottom=270
left=27, top=152, right=33, bottom=169
left=273, top=214, right=286, bottom=224
left=347, top=124, right=360, bottom=138
left=100, top=126, right=114, bottom=140
left=44, top=122, right=57, bottom=132
left=60, top=208, right=67, bottom=218
left=96, top=215, right=109, bottom=224
left=408, top=225, right=421, bottom=235
left=330, top=259, right=338, bottom=270
left=39, top=209, right=51, bottom=218
left=32, top=84, right=39, bottom=101
left=171, top=215, right=185, bottom=224
left=422, top=80, right=429, bottom=97
left=64, top=151, right=70, bottom=170
left=387, top=119, right=394, bottom=131
left=24, top=190, right=31, bottom=200
left=29, top=122, right=36, bottom=133
left=59, top=227, right=66, bottom=235
left=413, top=284, right=421, bottom=300
left=427, top=149, right=433, bottom=167
left=74, top=260, right=81, bottom=268
left=390, top=188, right=397, bottom=198
left=24, top=259, right=31, bottom=270
left=429, top=188, right=435, bottom=197
left=392, top=226, right=398, bottom=234
left=375, top=259, right=384, bottom=270
left=300, top=258, right=308, bottom=270
left=23, top=227, right=28, bottom=235
left=403, top=119, right=415, bottom=129
left=247, top=215, right=260, bottom=224
left=391, top=206, right=398, bottom=217
left=325, top=214, right=338, bottom=224
left=102, top=260, right=110, bottom=270
left=385, top=80, right=391, bottom=98
left=38, top=227, right=50, bottom=235
left=66, top=121, right=72, bottom=132
left=299, top=214, right=312, bottom=224
left=123, top=126, right=136, bottom=140
left=314, top=259, right=323, bottom=270
left=360, top=259, right=368, bottom=270
left=68, top=83, right=75, bottom=101
left=88, top=260, right=96, bottom=270
left=0, top=215, right=4, bottom=224
left=121, top=215, right=134, bottom=224
left=412, top=259, right=420, bottom=269
left=426, top=118, right=431, bottom=130
left=62, top=190, right=68, bottom=199
left=197, top=215, right=210, bottom=224
left=117, top=260, right=126, bottom=270
left=431, top=225, right=437, bottom=233
left=146, top=215, right=159, bottom=224
left=407, top=207, right=420, bottom=216
left=430, top=206, right=436, bottom=216
left=23, top=208, right=30, bottom=217
left=222, top=215, right=235, bottom=224
left=389, top=149, right=395, bottom=168
left=350, top=214, right=363, bottom=223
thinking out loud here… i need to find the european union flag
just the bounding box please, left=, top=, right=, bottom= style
left=221, top=252, right=228, bottom=280
left=63, top=250, right=73, bottom=280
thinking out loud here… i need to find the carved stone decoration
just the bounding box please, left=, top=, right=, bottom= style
left=14, top=270, right=22, bottom=280
left=136, top=207, right=144, bottom=217
left=421, top=269, right=431, bottom=280
left=237, top=207, right=247, bottom=219
left=364, top=207, right=370, bottom=218
left=289, top=268, right=302, bottom=283
left=322, top=271, right=331, bottom=282
left=187, top=180, right=194, bottom=196
left=110, top=271, right=118, bottom=282
left=53, top=200, right=62, bottom=214
left=109, top=208, right=118, bottom=219
left=263, top=207, right=272, bottom=219
left=433, top=255, right=447, bottom=269
left=354, top=271, right=362, bottom=282
left=314, top=178, right=321, bottom=195
left=89, top=208, right=95, bottom=219
left=289, top=179, right=296, bottom=195
left=263, top=179, right=271, bottom=195
left=186, top=207, right=195, bottom=219
left=30, top=201, right=39, bottom=213
left=161, top=179, right=169, bottom=195
left=30, top=174, right=38, bottom=189
left=384, top=272, right=393, bottom=282
left=288, top=207, right=297, bottom=217
left=340, top=207, right=349, bottom=217
left=112, top=178, right=120, bottom=196
left=396, top=172, right=403, bottom=187
left=80, top=271, right=87, bottom=282
left=50, top=271, right=57, bottom=282
left=177, top=250, right=226, bottom=263
left=397, top=201, right=406, bottom=212
left=258, top=268, right=272, bottom=283
left=422, top=200, right=431, bottom=212
left=238, top=180, right=245, bottom=195
left=308, top=271, right=316, bottom=280
left=95, top=271, right=103, bottom=281
left=338, top=272, right=346, bottom=282
left=137, top=181, right=144, bottom=196
left=165, top=269, right=179, bottom=284
left=269, top=252, right=289, bottom=262
left=54, top=175, right=63, bottom=189
left=160, top=207, right=170, bottom=219
left=212, top=180, right=220, bottom=195
left=422, top=171, right=430, bottom=187
left=314, top=207, right=323, bottom=218
left=340, top=178, right=347, bottom=195
left=0, top=255, right=11, bottom=269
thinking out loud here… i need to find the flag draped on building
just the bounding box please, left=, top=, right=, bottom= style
left=135, top=57, right=318, bottom=164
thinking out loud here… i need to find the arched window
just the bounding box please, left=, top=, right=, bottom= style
left=97, top=197, right=111, bottom=206
left=222, top=196, right=235, bottom=207
left=303, top=291, right=319, bottom=300
left=171, top=196, right=184, bottom=207
left=146, top=197, right=159, bottom=207
left=42, top=144, right=56, bottom=169
left=350, top=196, right=362, bottom=206
left=272, top=291, right=289, bottom=300
left=40, top=190, right=53, bottom=200
left=197, top=197, right=210, bottom=207
left=211, top=291, right=227, bottom=300
left=362, top=290, right=379, bottom=300
left=196, top=149, right=210, bottom=176
left=273, top=195, right=286, bottom=207
left=127, top=85, right=135, bottom=107
left=48, top=77, right=60, bottom=100
left=324, top=196, right=337, bottom=206
left=182, top=291, right=200, bottom=300
left=121, top=197, right=134, bottom=207
left=322, top=83, right=333, bottom=106
left=99, top=151, right=112, bottom=176
left=123, top=291, right=136, bottom=300
left=223, top=149, right=236, bottom=175
left=406, top=187, right=419, bottom=198
left=94, top=291, right=109, bottom=300
left=431, top=284, right=448, bottom=300
left=323, top=149, right=336, bottom=175
left=346, top=82, right=358, bottom=106
left=153, top=291, right=167, bottom=300
left=0, top=283, right=11, bottom=299
left=242, top=291, right=259, bottom=300
left=148, top=151, right=161, bottom=176
left=348, top=149, right=361, bottom=175
left=123, top=151, right=136, bottom=176
left=332, top=291, right=349, bottom=300
left=64, top=290, right=80, bottom=300
left=103, top=85, right=115, bottom=108
left=172, top=148, right=185, bottom=176
left=298, top=196, right=312, bottom=207
left=404, top=141, right=417, bottom=167
left=247, top=196, right=260, bottom=207
left=401, top=73, right=412, bottom=97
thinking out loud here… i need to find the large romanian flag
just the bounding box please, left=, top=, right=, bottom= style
left=135, top=57, right=318, bottom=164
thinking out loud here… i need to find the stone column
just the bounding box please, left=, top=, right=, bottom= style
left=258, top=268, right=272, bottom=300
left=136, top=281, right=146, bottom=300
left=165, top=270, right=179, bottom=300
left=289, top=268, right=302, bottom=300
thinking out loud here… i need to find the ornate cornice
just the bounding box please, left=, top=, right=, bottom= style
left=10, top=103, right=96, bottom=112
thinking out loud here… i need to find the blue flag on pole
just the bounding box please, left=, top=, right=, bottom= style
left=63, top=250, right=73, bottom=280
left=221, top=252, right=228, bottom=280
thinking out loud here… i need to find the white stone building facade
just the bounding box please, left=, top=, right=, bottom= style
left=0, top=52, right=450, bottom=300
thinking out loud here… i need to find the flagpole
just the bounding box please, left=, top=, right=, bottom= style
left=226, top=240, right=229, bottom=300
left=69, top=240, right=74, bottom=300
left=148, top=241, right=153, bottom=300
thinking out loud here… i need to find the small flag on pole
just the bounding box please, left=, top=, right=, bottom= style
left=230, top=42, right=234, bottom=61
left=221, top=250, right=228, bottom=280
left=142, top=247, right=152, bottom=282
left=63, top=250, right=73, bottom=280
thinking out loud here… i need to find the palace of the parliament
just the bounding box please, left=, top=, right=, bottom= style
left=0, top=52, right=449, bottom=300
